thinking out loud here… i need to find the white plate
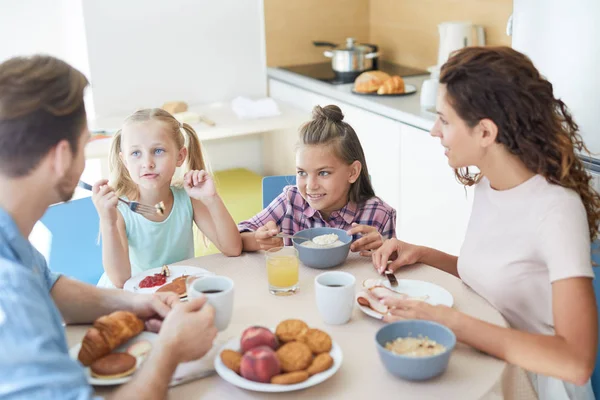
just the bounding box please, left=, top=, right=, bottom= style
left=214, top=332, right=343, bottom=392
left=123, top=265, right=213, bottom=294
left=357, top=279, right=454, bottom=320
left=69, top=331, right=158, bottom=386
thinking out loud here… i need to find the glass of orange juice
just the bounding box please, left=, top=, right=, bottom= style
left=266, top=246, right=299, bottom=296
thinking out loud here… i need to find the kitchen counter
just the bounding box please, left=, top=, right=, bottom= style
left=267, top=67, right=437, bottom=132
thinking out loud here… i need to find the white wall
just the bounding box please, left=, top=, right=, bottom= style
left=81, top=0, right=267, bottom=118
left=512, top=0, right=600, bottom=155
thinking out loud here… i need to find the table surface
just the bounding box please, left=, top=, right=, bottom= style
left=66, top=252, right=508, bottom=399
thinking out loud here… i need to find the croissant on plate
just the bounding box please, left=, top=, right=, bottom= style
left=77, top=311, right=144, bottom=366
left=354, top=71, right=391, bottom=93
left=377, top=76, right=405, bottom=95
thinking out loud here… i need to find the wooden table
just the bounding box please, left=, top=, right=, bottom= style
left=66, top=252, right=508, bottom=399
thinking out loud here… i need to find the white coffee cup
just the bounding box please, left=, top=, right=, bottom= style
left=314, top=271, right=356, bottom=325
left=420, top=77, right=439, bottom=109
left=188, top=275, right=234, bottom=331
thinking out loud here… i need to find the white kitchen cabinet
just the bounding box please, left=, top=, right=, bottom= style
left=268, top=78, right=472, bottom=254
left=398, top=124, right=473, bottom=254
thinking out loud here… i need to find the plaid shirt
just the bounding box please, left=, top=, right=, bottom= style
left=238, top=185, right=397, bottom=245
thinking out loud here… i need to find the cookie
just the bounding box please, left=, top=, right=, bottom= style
left=275, top=319, right=308, bottom=343
left=271, top=370, right=310, bottom=385
left=90, top=352, right=137, bottom=379
left=297, top=328, right=332, bottom=354
left=220, top=349, right=243, bottom=374
left=275, top=342, right=313, bottom=372
left=306, top=352, right=334, bottom=375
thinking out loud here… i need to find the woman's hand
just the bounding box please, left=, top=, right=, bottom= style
left=348, top=223, right=384, bottom=256
left=254, top=220, right=283, bottom=251
left=184, top=170, right=217, bottom=201
left=381, top=298, right=458, bottom=326
left=372, top=239, right=423, bottom=274
left=91, top=179, right=118, bottom=225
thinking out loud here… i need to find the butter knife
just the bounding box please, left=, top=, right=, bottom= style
left=384, top=269, right=398, bottom=287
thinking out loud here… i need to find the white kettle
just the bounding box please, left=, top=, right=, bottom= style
left=437, top=21, right=486, bottom=66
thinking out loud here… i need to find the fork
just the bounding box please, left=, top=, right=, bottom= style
left=78, top=181, right=160, bottom=217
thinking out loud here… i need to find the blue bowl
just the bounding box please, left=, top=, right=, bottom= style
left=291, top=227, right=351, bottom=269
left=375, top=320, right=456, bottom=381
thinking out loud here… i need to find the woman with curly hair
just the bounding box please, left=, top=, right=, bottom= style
left=373, top=46, right=599, bottom=399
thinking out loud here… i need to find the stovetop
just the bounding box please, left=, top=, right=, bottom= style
left=279, top=61, right=428, bottom=85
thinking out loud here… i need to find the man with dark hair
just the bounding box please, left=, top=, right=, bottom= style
left=0, top=55, right=217, bottom=399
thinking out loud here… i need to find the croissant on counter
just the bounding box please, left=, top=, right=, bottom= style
left=78, top=311, right=144, bottom=366
left=377, top=76, right=405, bottom=95
left=354, top=71, right=391, bottom=93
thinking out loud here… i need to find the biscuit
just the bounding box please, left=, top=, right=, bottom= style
left=297, top=328, right=332, bottom=354
left=220, top=349, right=243, bottom=374
left=271, top=370, right=310, bottom=385
left=306, top=352, right=334, bottom=375
left=275, top=319, right=308, bottom=343
left=90, top=352, right=137, bottom=379
left=276, top=342, right=313, bottom=372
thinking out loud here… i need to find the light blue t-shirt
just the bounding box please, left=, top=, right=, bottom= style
left=0, top=207, right=94, bottom=399
left=97, top=186, right=195, bottom=288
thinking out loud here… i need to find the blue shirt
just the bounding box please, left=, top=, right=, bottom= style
left=0, top=207, right=93, bottom=399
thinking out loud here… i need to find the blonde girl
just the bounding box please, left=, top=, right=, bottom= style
left=239, top=104, right=397, bottom=254
left=93, top=108, right=242, bottom=288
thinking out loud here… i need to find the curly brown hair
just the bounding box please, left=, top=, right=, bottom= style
left=440, top=46, right=600, bottom=241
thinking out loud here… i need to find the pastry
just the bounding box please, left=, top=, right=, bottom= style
left=161, top=101, right=188, bottom=115
left=90, top=352, right=137, bottom=379
left=271, top=370, right=310, bottom=385
left=306, top=352, right=334, bottom=375
left=275, top=319, right=308, bottom=343
left=377, top=75, right=406, bottom=95
left=156, top=275, right=188, bottom=297
left=220, top=349, right=243, bottom=374
left=77, top=311, right=144, bottom=366
left=297, top=328, right=332, bottom=354
left=275, top=342, right=313, bottom=372
left=354, top=71, right=391, bottom=93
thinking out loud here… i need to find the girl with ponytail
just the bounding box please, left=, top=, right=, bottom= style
left=93, top=108, right=241, bottom=288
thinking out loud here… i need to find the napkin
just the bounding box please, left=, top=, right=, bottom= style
left=169, top=336, right=230, bottom=387
left=231, top=96, right=281, bottom=119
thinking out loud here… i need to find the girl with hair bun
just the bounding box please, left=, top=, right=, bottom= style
left=239, top=104, right=397, bottom=254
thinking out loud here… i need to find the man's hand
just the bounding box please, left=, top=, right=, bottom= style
left=157, top=296, right=218, bottom=363
left=130, top=292, right=181, bottom=332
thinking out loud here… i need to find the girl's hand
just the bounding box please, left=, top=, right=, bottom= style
left=372, top=239, right=423, bottom=274
left=184, top=170, right=217, bottom=201
left=91, top=179, right=118, bottom=224
left=255, top=220, right=283, bottom=251
left=380, top=298, right=457, bottom=326
left=348, top=223, right=384, bottom=256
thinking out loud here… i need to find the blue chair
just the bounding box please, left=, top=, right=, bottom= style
left=261, top=175, right=296, bottom=208
left=591, top=242, right=600, bottom=396
left=32, top=196, right=104, bottom=285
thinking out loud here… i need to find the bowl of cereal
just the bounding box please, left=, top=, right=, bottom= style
left=291, top=227, right=351, bottom=269
left=375, top=320, right=456, bottom=381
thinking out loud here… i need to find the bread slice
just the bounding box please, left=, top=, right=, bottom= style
left=354, top=71, right=391, bottom=93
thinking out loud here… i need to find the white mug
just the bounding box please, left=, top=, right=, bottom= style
left=314, top=271, right=356, bottom=325
left=420, top=78, right=439, bottom=109
left=188, top=275, right=234, bottom=331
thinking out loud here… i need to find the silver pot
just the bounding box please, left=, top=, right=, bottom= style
left=314, top=38, right=379, bottom=74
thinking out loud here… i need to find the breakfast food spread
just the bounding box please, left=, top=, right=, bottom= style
left=78, top=311, right=145, bottom=367
left=219, top=319, right=335, bottom=385
left=90, top=352, right=137, bottom=379
left=385, top=336, right=446, bottom=357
